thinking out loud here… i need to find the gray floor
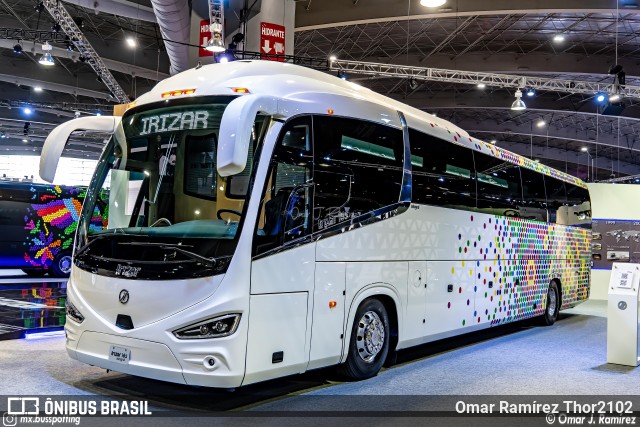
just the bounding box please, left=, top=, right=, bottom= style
left=1, top=303, right=639, bottom=410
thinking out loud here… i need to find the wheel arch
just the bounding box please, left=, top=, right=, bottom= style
left=340, top=284, right=402, bottom=364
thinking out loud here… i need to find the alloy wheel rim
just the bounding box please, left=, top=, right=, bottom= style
left=356, top=311, right=385, bottom=362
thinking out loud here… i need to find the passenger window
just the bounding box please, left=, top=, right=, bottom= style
left=544, top=176, right=567, bottom=224
left=474, top=151, right=523, bottom=216
left=520, top=168, right=547, bottom=222
left=313, top=116, right=403, bottom=232
left=565, top=184, right=591, bottom=228
left=254, top=117, right=313, bottom=256
left=409, top=129, right=476, bottom=211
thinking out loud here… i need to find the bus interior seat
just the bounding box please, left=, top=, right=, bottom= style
left=263, top=187, right=294, bottom=236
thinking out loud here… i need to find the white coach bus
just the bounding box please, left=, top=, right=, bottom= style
left=40, top=60, right=590, bottom=387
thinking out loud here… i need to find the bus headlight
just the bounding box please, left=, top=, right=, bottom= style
left=173, top=314, right=241, bottom=339
left=65, top=300, right=85, bottom=324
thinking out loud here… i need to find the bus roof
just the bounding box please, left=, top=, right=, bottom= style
left=134, top=60, right=586, bottom=189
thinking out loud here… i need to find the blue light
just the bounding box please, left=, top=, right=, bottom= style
left=526, top=89, right=535, bottom=97
left=23, top=107, right=32, bottom=115
left=596, top=93, right=606, bottom=103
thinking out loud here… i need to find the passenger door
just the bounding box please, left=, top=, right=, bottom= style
left=244, top=117, right=316, bottom=385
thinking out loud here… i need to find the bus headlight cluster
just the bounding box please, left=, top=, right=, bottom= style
left=65, top=300, right=85, bottom=324
left=173, top=314, right=241, bottom=339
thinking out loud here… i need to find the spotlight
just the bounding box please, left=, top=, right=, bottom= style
left=38, top=42, right=55, bottom=66
left=217, top=53, right=230, bottom=63
left=22, top=139, right=28, bottom=143
left=553, top=34, right=565, bottom=42
left=23, top=122, right=30, bottom=135
left=420, top=0, right=447, bottom=6
left=536, top=119, right=546, bottom=128
left=337, top=70, right=348, bottom=80
left=96, top=112, right=101, bottom=116
left=409, top=79, right=419, bottom=90
left=329, top=54, right=337, bottom=62
left=23, top=107, right=32, bottom=115
left=477, top=83, right=486, bottom=89
left=13, top=43, right=22, bottom=54
left=490, top=140, right=497, bottom=144
left=126, top=37, right=136, bottom=48
left=73, top=17, right=84, bottom=28
left=609, top=94, right=621, bottom=103
left=511, top=89, right=526, bottom=111
left=33, top=86, right=42, bottom=92
left=595, top=93, right=607, bottom=103
left=52, top=22, right=62, bottom=33
left=78, top=55, right=87, bottom=62
left=581, top=146, right=588, bottom=152
left=205, top=34, right=225, bottom=53
left=526, top=88, right=536, bottom=97
left=66, top=42, right=74, bottom=52
left=229, top=32, right=244, bottom=50
left=0, top=132, right=5, bottom=139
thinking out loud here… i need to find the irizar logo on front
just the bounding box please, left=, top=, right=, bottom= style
left=139, top=111, right=209, bottom=136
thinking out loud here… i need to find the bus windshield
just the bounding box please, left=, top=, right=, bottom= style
left=74, top=96, right=264, bottom=280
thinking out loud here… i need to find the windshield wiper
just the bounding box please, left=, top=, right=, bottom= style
left=119, top=242, right=217, bottom=268
left=75, top=232, right=136, bottom=258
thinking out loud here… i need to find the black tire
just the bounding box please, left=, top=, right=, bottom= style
left=21, top=269, right=47, bottom=277
left=340, top=298, right=390, bottom=381
left=542, top=281, right=560, bottom=326
left=51, top=252, right=73, bottom=278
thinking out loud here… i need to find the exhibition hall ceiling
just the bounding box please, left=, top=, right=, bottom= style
left=0, top=0, right=637, bottom=182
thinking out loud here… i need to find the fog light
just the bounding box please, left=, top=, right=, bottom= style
left=173, top=314, right=241, bottom=339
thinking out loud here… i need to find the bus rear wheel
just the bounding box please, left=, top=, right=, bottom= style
left=340, top=298, right=389, bottom=381
left=542, top=281, right=560, bottom=326
left=51, top=252, right=72, bottom=278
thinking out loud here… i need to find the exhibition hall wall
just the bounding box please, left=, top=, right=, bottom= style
left=588, top=183, right=640, bottom=300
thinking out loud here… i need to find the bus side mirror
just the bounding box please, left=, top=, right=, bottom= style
left=217, top=95, right=279, bottom=177
left=39, top=116, right=121, bottom=183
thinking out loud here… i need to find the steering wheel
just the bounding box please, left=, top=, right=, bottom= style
left=217, top=209, right=242, bottom=220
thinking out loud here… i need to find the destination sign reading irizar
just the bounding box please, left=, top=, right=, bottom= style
left=125, top=105, right=224, bottom=138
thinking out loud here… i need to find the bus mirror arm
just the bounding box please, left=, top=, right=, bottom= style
left=217, top=95, right=281, bottom=177
left=39, top=116, right=121, bottom=182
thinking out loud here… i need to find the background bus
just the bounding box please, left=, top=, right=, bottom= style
left=0, top=181, right=107, bottom=277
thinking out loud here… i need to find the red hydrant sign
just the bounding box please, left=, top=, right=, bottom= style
left=199, top=19, right=213, bottom=57
left=260, top=22, right=285, bottom=61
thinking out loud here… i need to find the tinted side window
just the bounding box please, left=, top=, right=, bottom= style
left=544, top=176, right=567, bottom=224
left=474, top=151, right=523, bottom=216
left=566, top=184, right=591, bottom=228
left=409, top=129, right=476, bottom=210
left=520, top=167, right=547, bottom=222
left=254, top=117, right=313, bottom=255
left=314, top=116, right=403, bottom=231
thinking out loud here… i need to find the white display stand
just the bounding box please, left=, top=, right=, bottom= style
left=607, top=263, right=640, bottom=366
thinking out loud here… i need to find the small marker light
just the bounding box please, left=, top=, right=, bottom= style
left=328, top=109, right=334, bottom=115
left=329, top=301, right=337, bottom=308
left=232, top=87, right=250, bottom=93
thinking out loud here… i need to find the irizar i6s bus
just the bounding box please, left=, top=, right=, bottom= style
left=39, top=60, right=591, bottom=388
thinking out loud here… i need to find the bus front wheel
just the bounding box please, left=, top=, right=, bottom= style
left=542, top=281, right=560, bottom=326
left=51, top=252, right=72, bottom=278
left=340, top=298, right=390, bottom=381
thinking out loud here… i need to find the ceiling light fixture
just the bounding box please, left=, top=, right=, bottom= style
left=205, top=0, right=226, bottom=53
left=609, top=93, right=621, bottom=102
left=329, top=55, right=338, bottom=62
left=526, top=88, right=536, bottom=97
left=595, top=93, right=607, bottom=103
left=13, top=43, right=22, bottom=54
left=536, top=120, right=546, bottom=128
left=510, top=89, right=526, bottom=111
left=477, top=83, right=486, bottom=89
left=38, top=42, right=55, bottom=66
left=420, top=0, right=447, bottom=7
left=581, top=146, right=588, bottom=152
left=23, top=107, right=32, bottom=115
left=125, top=36, right=136, bottom=48
left=409, top=79, right=419, bottom=90
left=34, top=86, right=43, bottom=92
left=553, top=34, right=565, bottom=42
